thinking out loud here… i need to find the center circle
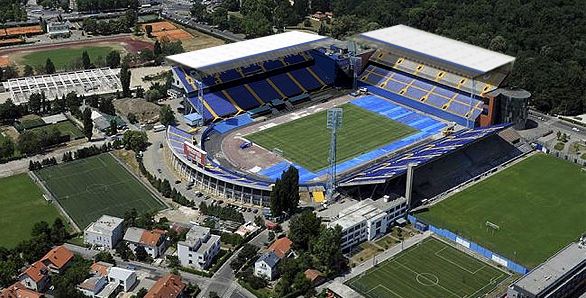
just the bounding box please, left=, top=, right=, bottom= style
left=416, top=273, right=439, bottom=286
left=86, top=184, right=109, bottom=193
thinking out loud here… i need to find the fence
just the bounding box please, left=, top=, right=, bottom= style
left=534, top=142, right=586, bottom=166
left=407, top=215, right=529, bottom=275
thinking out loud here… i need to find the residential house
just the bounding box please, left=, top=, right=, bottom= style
left=18, top=261, right=49, bottom=292
left=253, top=251, right=279, bottom=280
left=40, top=246, right=74, bottom=274
left=84, top=215, right=124, bottom=249
left=268, top=237, right=294, bottom=259
left=145, top=274, right=185, bottom=298
left=304, top=269, right=325, bottom=286
left=77, top=276, right=108, bottom=297
left=177, top=225, right=221, bottom=270
left=90, top=262, right=113, bottom=278
left=123, top=227, right=167, bottom=258
left=0, top=282, right=44, bottom=298
left=107, top=267, right=137, bottom=292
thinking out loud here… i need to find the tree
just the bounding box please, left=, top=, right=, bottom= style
left=28, top=93, right=42, bottom=114
left=51, top=218, right=68, bottom=244
left=0, top=136, right=14, bottom=159
left=134, top=245, right=148, bottom=261
left=288, top=210, right=321, bottom=250
left=122, top=130, right=149, bottom=152
left=159, top=105, right=175, bottom=126
left=109, top=119, right=118, bottom=135
left=242, top=11, right=271, bottom=38
left=45, top=58, right=56, bottom=74
left=82, top=107, right=93, bottom=141
left=127, top=112, right=138, bottom=124
left=105, top=50, right=121, bottom=68
left=81, top=50, right=92, bottom=69
left=115, top=242, right=133, bottom=261
left=23, top=64, right=34, bottom=76
left=136, top=288, right=148, bottom=298
left=120, top=62, right=131, bottom=98
left=18, top=131, right=42, bottom=155
left=190, top=1, right=207, bottom=20
left=311, top=226, right=343, bottom=275
left=145, top=24, right=153, bottom=37
left=254, top=215, right=264, bottom=227
left=153, top=40, right=162, bottom=56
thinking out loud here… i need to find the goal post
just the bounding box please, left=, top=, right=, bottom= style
left=486, top=221, right=500, bottom=235
left=272, top=148, right=283, bottom=157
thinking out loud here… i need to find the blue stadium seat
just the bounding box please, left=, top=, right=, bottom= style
left=241, top=64, right=262, bottom=76
left=219, top=69, right=242, bottom=83
left=263, top=60, right=285, bottom=71
left=173, top=67, right=196, bottom=93
left=248, top=80, right=282, bottom=102
left=284, top=53, right=307, bottom=65
left=426, top=94, right=450, bottom=108
left=270, top=73, right=302, bottom=97
left=225, top=85, right=261, bottom=110
left=404, top=86, right=428, bottom=100
left=186, top=96, right=213, bottom=121
left=309, top=65, right=334, bottom=85
left=201, top=75, right=216, bottom=87
left=290, top=68, right=322, bottom=91
left=204, top=92, right=238, bottom=117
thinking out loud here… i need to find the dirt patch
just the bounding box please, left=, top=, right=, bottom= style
left=174, top=24, right=224, bottom=51
left=152, top=29, right=192, bottom=41
left=0, top=25, right=43, bottom=38
left=114, top=98, right=160, bottom=124
left=142, top=21, right=177, bottom=32
left=0, top=126, right=19, bottom=140
left=0, top=56, right=9, bottom=67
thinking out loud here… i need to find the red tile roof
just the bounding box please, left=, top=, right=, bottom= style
left=304, top=269, right=324, bottom=283
left=90, top=262, right=112, bottom=277
left=145, top=274, right=185, bottom=298
left=41, top=246, right=74, bottom=270
left=140, top=230, right=165, bottom=247
left=0, top=282, right=43, bottom=298
left=269, top=237, right=293, bottom=259
left=21, top=261, right=48, bottom=283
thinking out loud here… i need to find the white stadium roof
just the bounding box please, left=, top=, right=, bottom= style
left=359, top=25, right=515, bottom=77
left=166, top=31, right=330, bottom=74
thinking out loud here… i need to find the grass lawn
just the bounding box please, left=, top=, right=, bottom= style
left=416, top=154, right=586, bottom=268
left=0, top=174, right=62, bottom=248
left=347, top=237, right=510, bottom=298
left=246, top=104, right=417, bottom=171
left=36, top=153, right=166, bottom=229
left=30, top=120, right=84, bottom=139
left=20, top=46, right=117, bottom=70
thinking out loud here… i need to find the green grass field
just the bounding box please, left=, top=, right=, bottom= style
left=20, top=46, right=117, bottom=70
left=417, top=154, right=586, bottom=268
left=30, top=121, right=84, bottom=139
left=0, top=174, right=62, bottom=248
left=36, top=153, right=166, bottom=229
left=347, top=237, right=509, bottom=298
left=246, top=104, right=417, bottom=171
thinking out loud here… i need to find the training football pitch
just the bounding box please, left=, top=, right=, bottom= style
left=347, top=237, right=509, bottom=298
left=19, top=45, right=118, bottom=70
left=417, top=154, right=586, bottom=268
left=30, top=120, right=84, bottom=140
left=246, top=104, right=417, bottom=171
left=36, top=153, right=166, bottom=229
left=0, top=174, right=62, bottom=248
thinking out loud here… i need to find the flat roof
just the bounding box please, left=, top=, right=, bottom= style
left=513, top=241, right=586, bottom=295
left=359, top=25, right=515, bottom=76
left=166, top=31, right=329, bottom=73
left=85, top=215, right=124, bottom=234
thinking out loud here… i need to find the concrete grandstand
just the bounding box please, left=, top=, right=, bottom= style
left=163, top=28, right=527, bottom=207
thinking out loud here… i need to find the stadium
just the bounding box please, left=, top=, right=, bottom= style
left=163, top=26, right=530, bottom=208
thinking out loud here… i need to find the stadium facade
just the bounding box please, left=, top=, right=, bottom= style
left=164, top=26, right=529, bottom=207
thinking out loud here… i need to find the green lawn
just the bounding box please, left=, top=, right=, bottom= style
left=246, top=104, right=417, bottom=171
left=30, top=120, right=84, bottom=140
left=416, top=154, right=586, bottom=268
left=20, top=46, right=117, bottom=70
left=0, top=174, right=62, bottom=248
left=36, top=153, right=166, bottom=229
left=347, top=237, right=509, bottom=298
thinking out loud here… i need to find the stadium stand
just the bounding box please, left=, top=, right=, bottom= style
left=338, top=123, right=511, bottom=186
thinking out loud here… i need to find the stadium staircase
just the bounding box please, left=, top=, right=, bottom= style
left=176, top=51, right=335, bottom=122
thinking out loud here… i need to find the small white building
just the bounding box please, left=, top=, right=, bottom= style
left=329, top=196, right=408, bottom=251
left=177, top=225, right=221, bottom=270
left=254, top=251, right=279, bottom=280
left=107, top=267, right=137, bottom=292
left=84, top=215, right=124, bottom=249
left=123, top=227, right=167, bottom=258
left=77, top=276, right=108, bottom=297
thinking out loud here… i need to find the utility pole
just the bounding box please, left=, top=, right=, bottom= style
left=326, top=108, right=343, bottom=201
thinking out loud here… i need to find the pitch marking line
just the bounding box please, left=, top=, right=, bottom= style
left=393, top=259, right=460, bottom=297
left=434, top=246, right=486, bottom=274
left=368, top=284, right=406, bottom=298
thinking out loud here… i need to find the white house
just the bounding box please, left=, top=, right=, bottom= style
left=329, top=196, right=408, bottom=251
left=123, top=227, right=167, bottom=258
left=84, top=215, right=124, bottom=249
left=107, top=267, right=137, bottom=292
left=77, top=276, right=108, bottom=297
left=254, top=251, right=279, bottom=280
left=177, top=225, right=221, bottom=270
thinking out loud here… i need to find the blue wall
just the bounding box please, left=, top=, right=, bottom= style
left=407, top=215, right=529, bottom=275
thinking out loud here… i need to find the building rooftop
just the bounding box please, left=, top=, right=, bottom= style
left=90, top=261, right=113, bottom=277
left=41, top=245, right=74, bottom=270
left=512, top=240, right=586, bottom=295
left=85, top=215, right=124, bottom=235
left=123, top=227, right=145, bottom=243
left=196, top=234, right=220, bottom=255
left=269, top=237, right=293, bottom=259
left=145, top=274, right=185, bottom=298
left=77, top=276, right=105, bottom=291
left=330, top=197, right=407, bottom=230
left=21, top=261, right=48, bottom=283
left=108, top=267, right=135, bottom=281
left=359, top=25, right=515, bottom=77
left=256, top=251, right=279, bottom=268
left=0, top=282, right=43, bottom=298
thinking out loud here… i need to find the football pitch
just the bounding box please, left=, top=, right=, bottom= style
left=347, top=237, right=510, bottom=298
left=19, top=45, right=118, bottom=70
left=36, top=153, right=166, bottom=229
left=246, top=103, right=417, bottom=171
left=0, top=174, right=62, bottom=248
left=417, top=154, right=586, bottom=268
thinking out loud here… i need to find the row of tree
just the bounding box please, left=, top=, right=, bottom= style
left=199, top=202, right=245, bottom=223
left=82, top=10, right=136, bottom=35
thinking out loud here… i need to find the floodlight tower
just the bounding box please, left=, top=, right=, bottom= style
left=326, top=108, right=343, bottom=201
left=348, top=41, right=361, bottom=90
left=196, top=80, right=205, bottom=121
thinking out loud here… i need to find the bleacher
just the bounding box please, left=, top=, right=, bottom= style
left=338, top=123, right=511, bottom=186
left=370, top=50, right=507, bottom=95
left=360, top=64, right=483, bottom=126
